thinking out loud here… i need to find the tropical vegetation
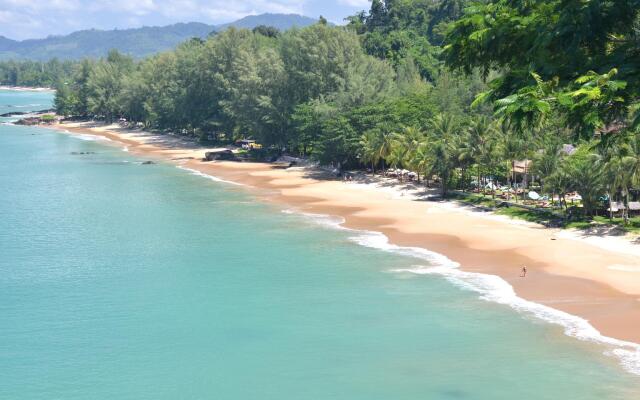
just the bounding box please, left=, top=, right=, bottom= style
left=40, top=0, right=640, bottom=227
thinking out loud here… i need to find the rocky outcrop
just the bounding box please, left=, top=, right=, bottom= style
left=204, top=149, right=238, bottom=161
left=0, top=111, right=27, bottom=117
left=14, top=117, right=42, bottom=125
left=14, top=114, right=58, bottom=125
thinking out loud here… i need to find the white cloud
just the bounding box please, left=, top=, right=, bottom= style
left=337, top=0, right=369, bottom=7
left=0, top=0, right=364, bottom=40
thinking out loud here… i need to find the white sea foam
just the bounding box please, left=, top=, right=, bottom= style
left=122, top=146, right=129, bottom=152
left=283, top=208, right=640, bottom=375
left=11, top=103, right=44, bottom=108
left=75, top=134, right=112, bottom=142
left=177, top=166, right=244, bottom=186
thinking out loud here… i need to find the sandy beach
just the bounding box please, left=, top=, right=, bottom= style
left=48, top=122, right=640, bottom=356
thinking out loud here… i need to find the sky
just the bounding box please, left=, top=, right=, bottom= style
left=0, top=0, right=371, bottom=40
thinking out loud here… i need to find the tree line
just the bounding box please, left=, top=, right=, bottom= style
left=53, top=13, right=483, bottom=167
left=0, top=59, right=77, bottom=88
left=49, top=0, right=640, bottom=222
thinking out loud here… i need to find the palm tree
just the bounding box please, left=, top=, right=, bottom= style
left=532, top=133, right=562, bottom=198
left=359, top=130, right=381, bottom=174
left=395, top=126, right=425, bottom=179
left=499, top=126, right=528, bottom=202
left=563, top=147, right=605, bottom=217
left=605, top=132, right=640, bottom=223
left=426, top=114, right=457, bottom=197
left=479, top=135, right=501, bottom=199
left=454, top=129, right=474, bottom=191
left=415, top=141, right=434, bottom=186
left=546, top=168, right=573, bottom=213
left=593, top=137, right=619, bottom=220
left=467, top=117, right=496, bottom=195
left=377, top=130, right=394, bottom=174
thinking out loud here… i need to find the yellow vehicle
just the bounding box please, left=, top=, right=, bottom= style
left=237, top=139, right=263, bottom=150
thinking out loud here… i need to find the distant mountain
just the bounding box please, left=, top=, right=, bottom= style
left=216, top=13, right=319, bottom=31
left=0, top=13, right=320, bottom=61
left=0, top=36, right=16, bottom=47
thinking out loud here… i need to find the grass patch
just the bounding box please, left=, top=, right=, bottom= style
left=565, top=215, right=640, bottom=233
left=564, top=221, right=593, bottom=230
left=451, top=192, right=562, bottom=226
left=449, top=192, right=499, bottom=208
left=494, top=207, right=559, bottom=225
left=451, top=192, right=640, bottom=232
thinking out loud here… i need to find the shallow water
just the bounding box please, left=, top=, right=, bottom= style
left=0, top=88, right=53, bottom=117
left=1, top=90, right=639, bottom=399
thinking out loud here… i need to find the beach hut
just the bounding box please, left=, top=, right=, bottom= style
left=607, top=201, right=623, bottom=213
left=629, top=202, right=640, bottom=215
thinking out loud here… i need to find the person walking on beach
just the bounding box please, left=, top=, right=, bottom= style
left=520, top=265, right=527, bottom=277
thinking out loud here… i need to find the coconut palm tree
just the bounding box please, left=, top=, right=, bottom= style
left=605, top=131, right=640, bottom=223
left=375, top=128, right=395, bottom=174
left=532, top=133, right=563, bottom=195
left=454, top=129, right=474, bottom=191
left=426, top=114, right=458, bottom=196
left=466, top=117, right=496, bottom=195
left=394, top=126, right=425, bottom=179
left=546, top=167, right=573, bottom=213
left=499, top=126, right=528, bottom=202
left=359, top=130, right=381, bottom=174
left=562, top=147, right=605, bottom=217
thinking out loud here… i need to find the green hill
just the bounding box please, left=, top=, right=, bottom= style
left=0, top=14, right=319, bottom=61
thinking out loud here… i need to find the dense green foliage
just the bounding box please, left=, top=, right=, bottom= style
left=50, top=1, right=640, bottom=224
left=54, top=23, right=464, bottom=167
left=347, top=0, right=467, bottom=80
left=0, top=14, right=319, bottom=61
left=0, top=59, right=77, bottom=87
left=445, top=0, right=640, bottom=136
left=440, top=0, right=640, bottom=222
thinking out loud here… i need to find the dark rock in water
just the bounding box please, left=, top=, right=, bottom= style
left=70, top=151, right=96, bottom=155
left=15, top=117, right=41, bottom=125
left=0, top=111, right=27, bottom=117
left=1, top=109, right=55, bottom=117
left=141, top=161, right=155, bottom=165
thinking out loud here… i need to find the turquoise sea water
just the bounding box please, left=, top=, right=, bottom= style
left=0, top=89, right=53, bottom=117
left=1, top=90, right=639, bottom=399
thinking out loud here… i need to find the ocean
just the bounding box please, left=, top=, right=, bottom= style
left=1, top=89, right=639, bottom=399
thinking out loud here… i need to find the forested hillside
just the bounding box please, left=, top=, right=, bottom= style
left=51, top=0, right=640, bottom=224
left=0, top=14, right=319, bottom=61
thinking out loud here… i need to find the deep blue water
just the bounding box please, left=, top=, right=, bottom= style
left=1, top=90, right=639, bottom=399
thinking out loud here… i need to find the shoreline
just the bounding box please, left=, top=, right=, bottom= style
left=45, top=121, right=640, bottom=373
left=0, top=86, right=55, bottom=92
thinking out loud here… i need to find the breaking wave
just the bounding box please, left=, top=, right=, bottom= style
left=282, top=208, right=640, bottom=375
